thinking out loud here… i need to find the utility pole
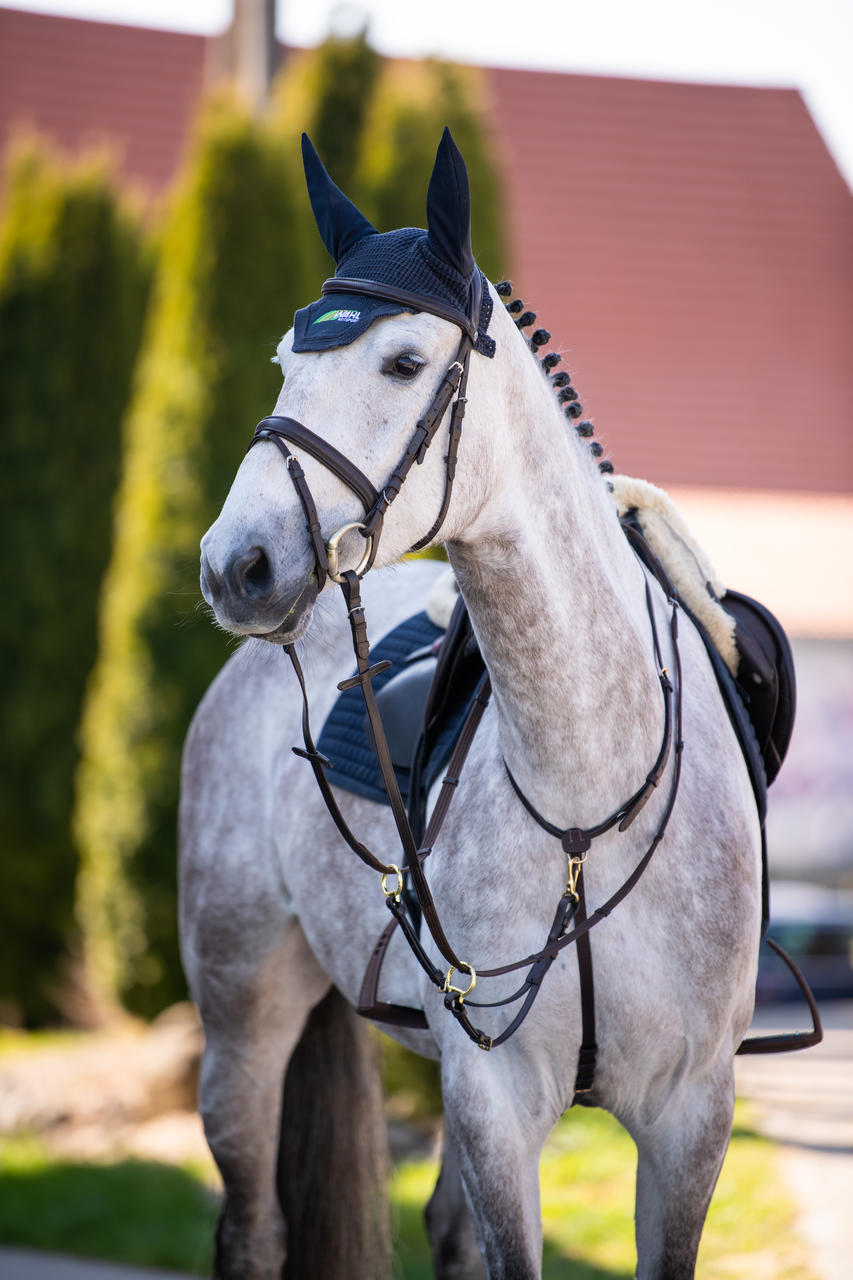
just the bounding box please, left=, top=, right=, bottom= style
left=208, top=0, right=281, bottom=111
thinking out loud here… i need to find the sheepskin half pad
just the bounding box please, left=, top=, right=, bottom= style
left=610, top=475, right=739, bottom=676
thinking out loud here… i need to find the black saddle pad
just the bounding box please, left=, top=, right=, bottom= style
left=317, top=609, right=477, bottom=805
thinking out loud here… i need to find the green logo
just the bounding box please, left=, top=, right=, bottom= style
left=313, top=308, right=361, bottom=325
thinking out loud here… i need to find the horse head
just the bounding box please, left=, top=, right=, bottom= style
left=200, top=128, right=503, bottom=643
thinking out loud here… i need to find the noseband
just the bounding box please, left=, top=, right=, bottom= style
left=247, top=272, right=481, bottom=589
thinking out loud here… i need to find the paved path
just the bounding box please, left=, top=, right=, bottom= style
left=0, top=1252, right=192, bottom=1279
left=735, top=1001, right=853, bottom=1280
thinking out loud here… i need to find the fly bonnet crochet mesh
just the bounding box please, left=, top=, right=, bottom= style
left=293, top=130, right=495, bottom=357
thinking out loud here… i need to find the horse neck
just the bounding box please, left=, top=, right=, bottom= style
left=446, top=332, right=664, bottom=828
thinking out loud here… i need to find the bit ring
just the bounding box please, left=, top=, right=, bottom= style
left=326, top=521, right=373, bottom=583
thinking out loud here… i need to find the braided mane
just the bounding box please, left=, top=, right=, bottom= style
left=494, top=280, right=614, bottom=481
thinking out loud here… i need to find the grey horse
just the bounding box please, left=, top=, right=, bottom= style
left=180, top=131, right=760, bottom=1279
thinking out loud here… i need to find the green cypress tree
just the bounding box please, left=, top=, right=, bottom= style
left=0, top=143, right=149, bottom=1026
left=73, top=40, right=506, bottom=1020
left=305, top=29, right=382, bottom=192
left=73, top=96, right=321, bottom=1017
left=358, top=60, right=506, bottom=280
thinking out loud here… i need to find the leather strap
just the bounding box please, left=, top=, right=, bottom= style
left=251, top=416, right=379, bottom=513
left=504, top=577, right=674, bottom=842
left=323, top=276, right=480, bottom=343
left=250, top=432, right=330, bottom=590
left=357, top=917, right=429, bottom=1029
left=737, top=938, right=822, bottom=1053
left=286, top=644, right=395, bottom=876
left=419, top=674, right=491, bottom=858
left=360, top=336, right=471, bottom=546
left=571, top=874, right=598, bottom=1096
left=340, top=570, right=470, bottom=973
left=355, top=673, right=492, bottom=1026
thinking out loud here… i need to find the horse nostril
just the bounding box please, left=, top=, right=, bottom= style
left=233, top=546, right=273, bottom=599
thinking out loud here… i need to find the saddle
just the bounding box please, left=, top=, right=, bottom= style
left=620, top=511, right=796, bottom=825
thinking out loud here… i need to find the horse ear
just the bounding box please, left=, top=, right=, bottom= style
left=426, top=127, right=474, bottom=279
left=301, top=133, right=376, bottom=264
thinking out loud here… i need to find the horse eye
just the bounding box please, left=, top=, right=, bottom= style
left=385, top=352, right=424, bottom=380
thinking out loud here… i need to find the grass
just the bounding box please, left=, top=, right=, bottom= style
left=0, top=1134, right=218, bottom=1274
left=0, top=1104, right=815, bottom=1278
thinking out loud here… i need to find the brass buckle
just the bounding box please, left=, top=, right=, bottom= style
left=381, top=864, right=403, bottom=903
left=326, top=521, right=373, bottom=583
left=443, top=963, right=476, bottom=1003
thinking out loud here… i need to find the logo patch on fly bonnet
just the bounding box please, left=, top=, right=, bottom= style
left=313, top=308, right=361, bottom=324
left=293, top=292, right=407, bottom=352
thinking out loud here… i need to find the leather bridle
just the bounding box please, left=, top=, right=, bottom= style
left=248, top=272, right=481, bottom=586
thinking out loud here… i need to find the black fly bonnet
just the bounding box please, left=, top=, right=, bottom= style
left=293, top=132, right=495, bottom=358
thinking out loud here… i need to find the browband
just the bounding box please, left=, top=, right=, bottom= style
left=323, top=276, right=480, bottom=344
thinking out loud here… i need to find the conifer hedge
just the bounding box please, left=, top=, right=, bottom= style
left=74, top=39, right=506, bottom=1020
left=357, top=59, right=506, bottom=280
left=73, top=98, right=321, bottom=1016
left=0, top=144, right=149, bottom=1025
left=301, top=29, right=382, bottom=193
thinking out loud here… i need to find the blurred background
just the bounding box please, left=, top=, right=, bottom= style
left=0, top=1, right=851, bottom=1277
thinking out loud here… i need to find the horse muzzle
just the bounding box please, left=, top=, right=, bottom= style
left=200, top=540, right=318, bottom=640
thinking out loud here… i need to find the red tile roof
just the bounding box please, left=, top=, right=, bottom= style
left=0, top=8, right=205, bottom=197
left=484, top=68, right=853, bottom=493
left=2, top=9, right=850, bottom=494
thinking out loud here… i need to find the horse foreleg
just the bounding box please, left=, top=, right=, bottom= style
left=193, top=921, right=329, bottom=1280
left=441, top=1065, right=549, bottom=1280
left=425, top=1136, right=486, bottom=1280
left=626, top=1058, right=736, bottom=1280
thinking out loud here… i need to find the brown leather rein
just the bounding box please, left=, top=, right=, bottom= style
left=246, top=278, right=820, bottom=1083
